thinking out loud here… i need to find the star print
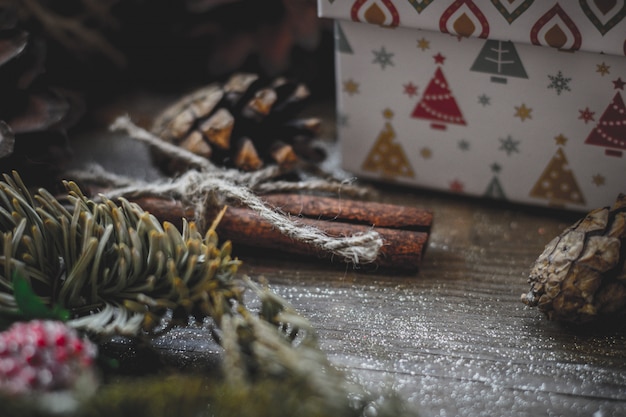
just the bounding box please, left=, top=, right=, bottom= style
left=403, top=82, right=418, bottom=98
left=343, top=79, right=359, bottom=96
left=449, top=179, right=464, bottom=192
left=490, top=163, right=502, bottom=174
left=372, top=46, right=394, bottom=69
left=458, top=139, right=470, bottom=151
left=382, top=108, right=394, bottom=119
left=596, top=62, right=610, bottom=76
left=420, top=147, right=432, bottom=159
left=613, top=77, right=626, bottom=90
left=547, top=70, right=571, bottom=95
left=417, top=37, right=430, bottom=51
left=499, top=135, right=520, bottom=156
left=554, top=134, right=568, bottom=145
left=578, top=107, right=595, bottom=124
left=478, top=94, right=491, bottom=106
left=592, top=174, right=605, bottom=186
left=514, top=104, right=532, bottom=121
left=433, top=52, right=446, bottom=65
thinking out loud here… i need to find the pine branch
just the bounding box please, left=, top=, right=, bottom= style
left=0, top=170, right=421, bottom=417
left=0, top=170, right=242, bottom=336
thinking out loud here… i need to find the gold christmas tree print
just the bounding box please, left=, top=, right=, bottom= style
left=529, top=135, right=585, bottom=207
left=362, top=109, right=414, bottom=178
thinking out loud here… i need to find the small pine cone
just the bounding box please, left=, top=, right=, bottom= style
left=521, top=194, right=626, bottom=323
left=151, top=72, right=324, bottom=174
left=0, top=320, right=97, bottom=395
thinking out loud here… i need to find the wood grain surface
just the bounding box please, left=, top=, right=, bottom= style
left=72, top=95, right=626, bottom=417
left=234, top=190, right=626, bottom=417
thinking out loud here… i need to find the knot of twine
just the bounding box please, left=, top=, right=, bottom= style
left=80, top=115, right=384, bottom=265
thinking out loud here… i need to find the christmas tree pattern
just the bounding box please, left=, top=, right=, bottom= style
left=584, top=91, right=626, bottom=157
left=470, top=40, right=528, bottom=84
left=411, top=55, right=466, bottom=130
left=529, top=135, right=585, bottom=207
left=335, top=22, right=353, bottom=54
left=362, top=109, right=414, bottom=178
left=484, top=163, right=507, bottom=199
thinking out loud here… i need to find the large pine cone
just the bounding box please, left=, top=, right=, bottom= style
left=151, top=72, right=324, bottom=174
left=521, top=194, right=626, bottom=323
left=179, top=0, right=327, bottom=77
left=0, top=5, right=82, bottom=189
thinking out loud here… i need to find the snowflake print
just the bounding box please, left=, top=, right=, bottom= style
left=343, top=79, right=360, bottom=96
left=417, top=37, right=430, bottom=51
left=372, top=47, right=394, bottom=69
left=498, top=135, right=520, bottom=156
left=403, top=82, right=418, bottom=97
left=578, top=108, right=595, bottom=124
left=458, top=139, right=470, bottom=151
left=596, top=62, right=610, bottom=76
left=478, top=94, right=491, bottom=106
left=547, top=71, right=571, bottom=95
left=592, top=174, right=605, bottom=186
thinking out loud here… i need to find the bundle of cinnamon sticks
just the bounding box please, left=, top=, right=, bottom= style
left=132, top=193, right=433, bottom=271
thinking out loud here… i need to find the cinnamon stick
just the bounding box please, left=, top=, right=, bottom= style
left=129, top=195, right=432, bottom=270
left=262, top=194, right=433, bottom=231
left=216, top=206, right=429, bottom=270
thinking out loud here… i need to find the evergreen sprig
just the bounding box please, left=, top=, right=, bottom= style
left=0, top=170, right=243, bottom=336
left=0, top=171, right=341, bottom=388
left=0, top=171, right=421, bottom=417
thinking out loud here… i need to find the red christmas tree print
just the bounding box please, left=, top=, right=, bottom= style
left=411, top=66, right=466, bottom=130
left=584, top=91, right=626, bottom=157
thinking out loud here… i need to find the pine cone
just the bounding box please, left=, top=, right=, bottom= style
left=0, top=320, right=97, bottom=395
left=0, top=5, right=82, bottom=189
left=151, top=72, right=324, bottom=174
left=521, top=194, right=626, bottom=323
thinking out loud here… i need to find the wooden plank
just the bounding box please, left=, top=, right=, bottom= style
left=234, top=192, right=626, bottom=417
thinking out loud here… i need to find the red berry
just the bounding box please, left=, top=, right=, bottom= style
left=0, top=320, right=97, bottom=395
left=55, top=333, right=66, bottom=347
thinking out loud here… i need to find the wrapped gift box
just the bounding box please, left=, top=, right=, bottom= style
left=318, top=0, right=626, bottom=211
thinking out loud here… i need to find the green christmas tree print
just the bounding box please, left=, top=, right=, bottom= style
left=484, top=163, right=506, bottom=199
left=335, top=22, right=353, bottom=54
left=470, top=40, right=528, bottom=84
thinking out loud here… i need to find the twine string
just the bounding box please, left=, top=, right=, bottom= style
left=72, top=115, right=384, bottom=265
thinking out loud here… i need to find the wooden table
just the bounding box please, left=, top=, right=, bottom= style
left=230, top=190, right=626, bottom=417
left=71, top=96, right=626, bottom=417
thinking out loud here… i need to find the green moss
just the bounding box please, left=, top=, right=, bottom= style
left=0, top=373, right=417, bottom=417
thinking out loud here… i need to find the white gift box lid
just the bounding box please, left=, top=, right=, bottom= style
left=318, top=0, right=626, bottom=56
